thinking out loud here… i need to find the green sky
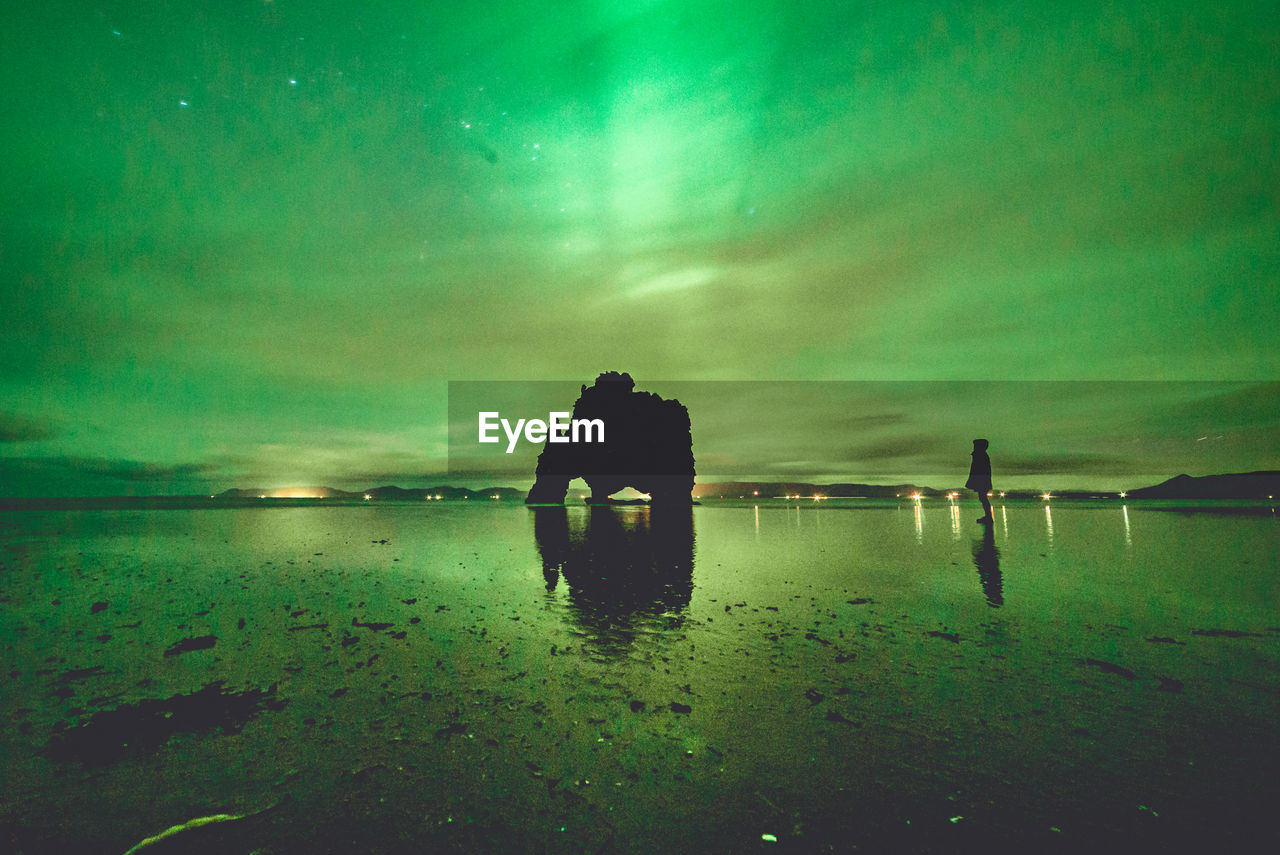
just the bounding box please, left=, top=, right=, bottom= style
left=2, top=0, right=1277, bottom=495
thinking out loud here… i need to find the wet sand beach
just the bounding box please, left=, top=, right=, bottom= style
left=1, top=500, right=1277, bottom=853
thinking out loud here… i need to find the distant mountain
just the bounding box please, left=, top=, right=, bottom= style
left=363, top=485, right=524, bottom=501
left=1125, top=471, right=1280, bottom=499
left=216, top=485, right=524, bottom=500
left=217, top=486, right=357, bottom=499
left=692, top=481, right=952, bottom=499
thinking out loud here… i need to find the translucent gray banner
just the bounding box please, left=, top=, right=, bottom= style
left=448, top=379, right=1279, bottom=490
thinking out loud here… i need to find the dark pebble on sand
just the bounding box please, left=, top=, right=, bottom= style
left=352, top=618, right=394, bottom=631
left=1191, top=628, right=1264, bottom=638
left=434, top=722, right=467, bottom=740
left=1077, top=658, right=1137, bottom=680
left=55, top=665, right=105, bottom=683
left=163, top=635, right=218, bottom=657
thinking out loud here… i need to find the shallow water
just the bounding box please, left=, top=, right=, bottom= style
left=1, top=500, right=1277, bottom=853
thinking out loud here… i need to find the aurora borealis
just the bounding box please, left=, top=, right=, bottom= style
left=2, top=0, right=1277, bottom=495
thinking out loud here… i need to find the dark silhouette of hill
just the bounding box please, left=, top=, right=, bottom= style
left=363, top=485, right=524, bottom=500
left=215, top=485, right=523, bottom=500
left=691, top=481, right=951, bottom=499
left=217, top=486, right=357, bottom=499
left=1125, top=471, right=1280, bottom=499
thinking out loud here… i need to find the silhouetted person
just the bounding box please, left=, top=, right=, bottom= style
left=971, top=523, right=1002, bottom=607
left=966, top=438, right=993, bottom=523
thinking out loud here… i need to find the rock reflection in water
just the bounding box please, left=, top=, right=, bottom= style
left=532, top=505, right=694, bottom=657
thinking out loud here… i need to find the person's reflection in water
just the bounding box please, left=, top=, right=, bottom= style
left=972, top=520, right=1003, bottom=607
left=532, top=504, right=695, bottom=659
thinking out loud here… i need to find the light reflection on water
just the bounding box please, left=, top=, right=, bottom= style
left=511, top=498, right=1280, bottom=636
left=689, top=498, right=1277, bottom=628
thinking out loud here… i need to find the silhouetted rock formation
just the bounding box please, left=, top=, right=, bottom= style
left=526, top=372, right=695, bottom=505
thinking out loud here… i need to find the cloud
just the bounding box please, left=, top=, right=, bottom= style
left=842, top=434, right=949, bottom=463
left=837, top=412, right=908, bottom=430
left=0, top=456, right=216, bottom=482
left=1157, top=383, right=1280, bottom=432
left=995, top=453, right=1140, bottom=477
left=0, top=412, right=57, bottom=442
